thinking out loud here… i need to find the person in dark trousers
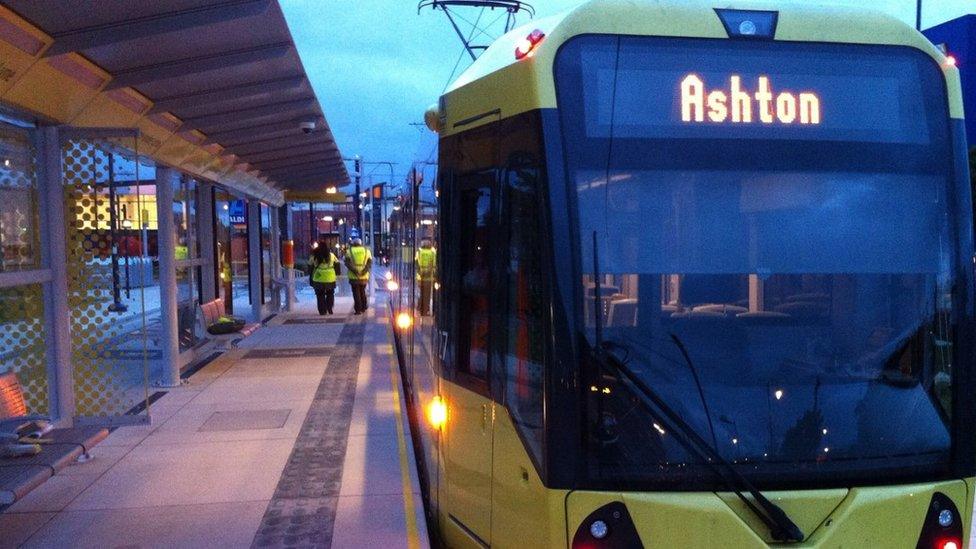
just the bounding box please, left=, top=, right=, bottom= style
left=310, top=238, right=340, bottom=315
left=344, top=237, right=372, bottom=315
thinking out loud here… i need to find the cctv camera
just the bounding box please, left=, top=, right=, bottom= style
left=300, top=121, right=316, bottom=134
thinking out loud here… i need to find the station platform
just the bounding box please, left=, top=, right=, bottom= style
left=0, top=287, right=428, bottom=549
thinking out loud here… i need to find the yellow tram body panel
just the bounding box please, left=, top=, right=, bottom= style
left=567, top=481, right=972, bottom=547
left=436, top=0, right=962, bottom=138
left=422, top=1, right=972, bottom=547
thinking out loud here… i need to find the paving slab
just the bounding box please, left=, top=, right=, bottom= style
left=5, top=289, right=427, bottom=548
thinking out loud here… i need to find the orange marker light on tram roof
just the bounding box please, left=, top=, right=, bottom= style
left=945, top=55, right=957, bottom=67
left=428, top=395, right=447, bottom=429
left=396, top=311, right=413, bottom=330
left=515, top=29, right=545, bottom=60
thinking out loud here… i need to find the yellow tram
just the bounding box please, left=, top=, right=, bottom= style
left=390, top=1, right=975, bottom=547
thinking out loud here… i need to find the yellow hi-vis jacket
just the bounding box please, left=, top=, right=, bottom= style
left=345, top=246, right=372, bottom=281
left=311, top=252, right=339, bottom=284
left=416, top=247, right=436, bottom=281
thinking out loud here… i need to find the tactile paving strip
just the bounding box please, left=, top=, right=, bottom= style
left=282, top=318, right=347, bottom=325
left=242, top=348, right=333, bottom=359
left=251, top=320, right=365, bottom=549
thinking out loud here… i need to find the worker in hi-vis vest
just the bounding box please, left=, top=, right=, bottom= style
left=344, top=237, right=372, bottom=315
left=310, top=237, right=340, bottom=316
left=415, top=238, right=436, bottom=316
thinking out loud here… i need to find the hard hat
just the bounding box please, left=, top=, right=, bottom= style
left=352, top=237, right=363, bottom=246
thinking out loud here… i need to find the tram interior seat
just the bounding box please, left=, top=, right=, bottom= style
left=607, top=298, right=638, bottom=326
left=773, top=300, right=829, bottom=319
left=735, top=311, right=794, bottom=325
left=585, top=293, right=627, bottom=326
left=670, top=309, right=728, bottom=320
left=691, top=303, right=748, bottom=316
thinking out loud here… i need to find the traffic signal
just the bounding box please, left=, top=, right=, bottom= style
left=353, top=158, right=361, bottom=175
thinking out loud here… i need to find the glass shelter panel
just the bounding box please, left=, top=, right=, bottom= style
left=0, top=127, right=40, bottom=272
left=61, top=134, right=151, bottom=422
left=0, top=284, right=48, bottom=415
left=261, top=204, right=271, bottom=304
left=174, top=176, right=201, bottom=351
left=173, top=176, right=198, bottom=261
left=214, top=192, right=249, bottom=316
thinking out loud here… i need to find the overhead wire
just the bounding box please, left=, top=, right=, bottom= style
left=441, top=6, right=485, bottom=91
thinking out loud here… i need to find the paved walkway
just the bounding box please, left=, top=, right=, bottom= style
left=0, top=289, right=428, bottom=549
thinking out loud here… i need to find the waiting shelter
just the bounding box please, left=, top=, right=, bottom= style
left=0, top=0, right=347, bottom=429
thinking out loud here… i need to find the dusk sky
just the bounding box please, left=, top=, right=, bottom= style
left=281, top=0, right=974, bottom=190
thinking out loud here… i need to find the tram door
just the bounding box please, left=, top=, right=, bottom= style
left=444, top=176, right=495, bottom=546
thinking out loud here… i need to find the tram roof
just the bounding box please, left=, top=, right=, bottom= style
left=0, top=1, right=348, bottom=203
left=434, top=0, right=962, bottom=136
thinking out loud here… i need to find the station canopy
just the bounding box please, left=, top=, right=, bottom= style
left=3, top=0, right=349, bottom=194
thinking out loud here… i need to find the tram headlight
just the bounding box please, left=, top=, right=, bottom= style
left=589, top=520, right=608, bottom=539
left=915, top=493, right=962, bottom=549
left=572, top=502, right=640, bottom=548
left=395, top=311, right=413, bottom=330
left=938, top=509, right=953, bottom=528
left=427, top=395, right=447, bottom=430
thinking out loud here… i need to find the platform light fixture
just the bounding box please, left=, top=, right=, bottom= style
left=325, top=186, right=337, bottom=194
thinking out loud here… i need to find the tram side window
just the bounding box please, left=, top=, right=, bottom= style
left=457, top=183, right=492, bottom=382
left=503, top=164, right=545, bottom=457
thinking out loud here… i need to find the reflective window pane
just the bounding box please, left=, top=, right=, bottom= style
left=0, top=128, right=39, bottom=272
left=173, top=176, right=198, bottom=261
left=177, top=265, right=201, bottom=351
left=261, top=204, right=272, bottom=304
left=0, top=284, right=48, bottom=414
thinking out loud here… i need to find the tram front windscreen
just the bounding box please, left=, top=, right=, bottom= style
left=555, top=36, right=966, bottom=487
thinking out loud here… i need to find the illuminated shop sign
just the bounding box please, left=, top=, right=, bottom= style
left=680, top=74, right=821, bottom=125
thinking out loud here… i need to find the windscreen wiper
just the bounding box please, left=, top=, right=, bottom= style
left=595, top=347, right=805, bottom=543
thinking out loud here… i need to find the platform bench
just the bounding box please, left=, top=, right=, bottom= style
left=0, top=372, right=108, bottom=506
left=198, top=298, right=260, bottom=350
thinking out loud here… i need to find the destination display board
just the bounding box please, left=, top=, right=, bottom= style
left=575, top=38, right=945, bottom=145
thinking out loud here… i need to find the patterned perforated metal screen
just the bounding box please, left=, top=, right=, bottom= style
left=0, top=126, right=48, bottom=415
left=0, top=283, right=48, bottom=415
left=62, top=133, right=150, bottom=422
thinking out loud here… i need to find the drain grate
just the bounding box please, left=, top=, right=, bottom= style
left=282, top=318, right=346, bottom=325
left=199, top=409, right=291, bottom=432
left=241, top=348, right=332, bottom=359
